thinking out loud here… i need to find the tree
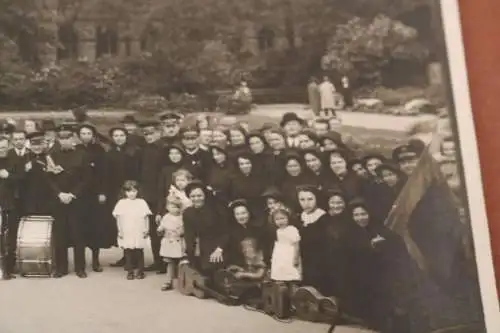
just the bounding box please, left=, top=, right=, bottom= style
left=322, top=15, right=429, bottom=86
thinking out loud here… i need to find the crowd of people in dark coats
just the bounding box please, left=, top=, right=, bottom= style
left=0, top=109, right=458, bottom=331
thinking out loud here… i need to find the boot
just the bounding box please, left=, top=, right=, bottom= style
left=92, top=249, right=103, bottom=272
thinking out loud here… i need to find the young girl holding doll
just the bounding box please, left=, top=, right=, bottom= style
left=270, top=208, right=302, bottom=294
left=157, top=195, right=186, bottom=291
left=112, top=181, right=152, bottom=280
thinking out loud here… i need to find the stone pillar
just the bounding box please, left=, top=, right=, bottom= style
left=76, top=22, right=96, bottom=62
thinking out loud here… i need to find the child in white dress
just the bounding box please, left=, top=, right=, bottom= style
left=157, top=195, right=186, bottom=291
left=270, top=208, right=302, bottom=292
left=113, top=180, right=152, bottom=280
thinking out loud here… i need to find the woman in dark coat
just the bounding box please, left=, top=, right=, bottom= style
left=296, top=185, right=330, bottom=295
left=343, top=198, right=423, bottom=331
left=225, top=199, right=268, bottom=269
left=103, top=127, right=141, bottom=266
left=360, top=154, right=390, bottom=226
left=206, top=145, right=233, bottom=212
left=266, top=128, right=288, bottom=186
left=76, top=124, right=111, bottom=272
left=342, top=198, right=398, bottom=330
left=228, top=151, right=267, bottom=218
left=226, top=125, right=248, bottom=163
left=279, top=152, right=316, bottom=212
left=302, top=148, right=330, bottom=189
left=247, top=131, right=273, bottom=184
left=324, top=149, right=363, bottom=199
left=156, top=144, right=194, bottom=215
left=103, top=127, right=141, bottom=204
left=323, top=189, right=351, bottom=299
left=183, top=181, right=228, bottom=279
left=319, top=131, right=354, bottom=159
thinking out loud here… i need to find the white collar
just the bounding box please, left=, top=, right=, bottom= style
left=301, top=208, right=326, bottom=227
left=185, top=147, right=199, bottom=155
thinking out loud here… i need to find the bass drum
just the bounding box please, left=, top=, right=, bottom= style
left=16, top=216, right=54, bottom=277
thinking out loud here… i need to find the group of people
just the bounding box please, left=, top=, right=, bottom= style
left=0, top=108, right=458, bottom=330
left=308, top=75, right=354, bottom=117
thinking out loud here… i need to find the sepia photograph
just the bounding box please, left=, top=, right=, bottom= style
left=0, top=0, right=498, bottom=332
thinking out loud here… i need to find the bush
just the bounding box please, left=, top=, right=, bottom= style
left=359, top=85, right=446, bottom=107
left=168, top=93, right=206, bottom=113
left=127, top=94, right=169, bottom=114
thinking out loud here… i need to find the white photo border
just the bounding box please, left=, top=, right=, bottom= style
left=441, top=0, right=500, bottom=331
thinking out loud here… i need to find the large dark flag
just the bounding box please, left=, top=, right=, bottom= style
left=384, top=137, right=485, bottom=332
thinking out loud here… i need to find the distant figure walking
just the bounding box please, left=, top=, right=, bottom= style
left=319, top=76, right=337, bottom=118
left=307, top=77, right=321, bottom=116
left=339, top=76, right=354, bottom=109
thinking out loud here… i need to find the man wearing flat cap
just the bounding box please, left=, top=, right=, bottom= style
left=392, top=143, right=422, bottom=176
left=49, top=124, right=92, bottom=278
left=137, top=120, right=166, bottom=273
left=158, top=111, right=182, bottom=147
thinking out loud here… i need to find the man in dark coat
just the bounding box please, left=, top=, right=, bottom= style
left=0, top=136, right=17, bottom=279
left=7, top=129, right=29, bottom=217
left=21, top=132, right=55, bottom=216
left=49, top=124, right=91, bottom=278
left=41, top=119, right=60, bottom=154
left=180, top=126, right=211, bottom=182
left=158, top=111, right=182, bottom=147
left=138, top=120, right=167, bottom=273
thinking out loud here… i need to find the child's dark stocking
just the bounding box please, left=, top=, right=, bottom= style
left=135, top=249, right=145, bottom=279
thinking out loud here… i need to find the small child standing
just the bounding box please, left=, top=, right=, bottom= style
left=270, top=208, right=302, bottom=292
left=113, top=180, right=152, bottom=280
left=157, top=195, right=186, bottom=291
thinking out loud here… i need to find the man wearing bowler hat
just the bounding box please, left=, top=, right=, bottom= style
left=280, top=112, right=306, bottom=149
left=49, top=124, right=92, bottom=278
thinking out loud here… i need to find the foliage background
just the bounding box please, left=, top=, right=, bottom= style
left=0, top=0, right=439, bottom=111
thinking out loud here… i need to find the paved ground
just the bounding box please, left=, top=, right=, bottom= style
left=0, top=248, right=375, bottom=333
left=0, top=103, right=434, bottom=133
